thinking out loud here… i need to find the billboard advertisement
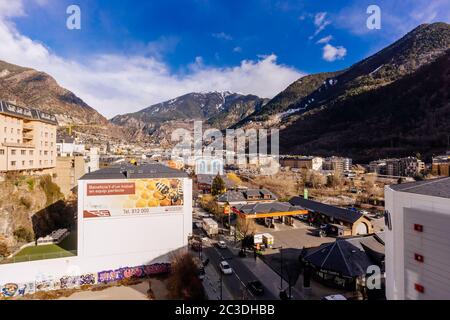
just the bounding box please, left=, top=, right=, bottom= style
left=83, top=178, right=184, bottom=218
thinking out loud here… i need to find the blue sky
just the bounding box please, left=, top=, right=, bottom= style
left=0, top=0, right=448, bottom=117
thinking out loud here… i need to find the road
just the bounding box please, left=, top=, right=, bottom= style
left=203, top=242, right=277, bottom=300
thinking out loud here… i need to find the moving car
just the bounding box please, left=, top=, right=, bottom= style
left=198, top=267, right=205, bottom=280
left=320, top=294, right=347, bottom=300
left=247, top=280, right=265, bottom=296
left=219, top=261, right=233, bottom=275
left=217, top=241, right=227, bottom=249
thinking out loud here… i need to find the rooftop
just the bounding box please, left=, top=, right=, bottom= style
left=289, top=197, right=363, bottom=224
left=235, top=202, right=304, bottom=214
left=302, top=234, right=385, bottom=277
left=389, top=177, right=450, bottom=199
left=0, top=100, right=58, bottom=125
left=217, top=188, right=278, bottom=203
left=80, top=162, right=188, bottom=180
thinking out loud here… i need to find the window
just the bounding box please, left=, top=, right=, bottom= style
left=17, top=139, right=20, bottom=144
left=29, top=150, right=34, bottom=156
left=44, top=151, right=48, bottom=156
left=45, top=141, right=48, bottom=147
left=0, top=149, right=4, bottom=155
left=11, top=161, right=16, bottom=166
left=21, top=150, right=26, bottom=155
left=10, top=128, right=13, bottom=134
left=22, top=161, right=25, bottom=166
left=29, top=160, right=33, bottom=166
left=17, top=129, right=20, bottom=135
left=11, top=149, right=16, bottom=155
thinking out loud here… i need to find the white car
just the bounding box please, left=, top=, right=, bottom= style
left=219, top=261, right=233, bottom=275
left=217, top=241, right=227, bottom=249
left=320, top=294, right=347, bottom=300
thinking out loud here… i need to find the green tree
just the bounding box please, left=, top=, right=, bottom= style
left=211, top=174, right=226, bottom=196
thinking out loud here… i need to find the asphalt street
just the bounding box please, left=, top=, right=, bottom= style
left=203, top=243, right=277, bottom=300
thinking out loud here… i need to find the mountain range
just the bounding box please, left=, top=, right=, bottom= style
left=0, top=22, right=449, bottom=161
left=110, top=91, right=268, bottom=140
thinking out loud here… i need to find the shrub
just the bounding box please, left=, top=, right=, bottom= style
left=20, top=197, right=32, bottom=209
left=39, top=175, right=63, bottom=206
left=0, top=241, right=9, bottom=257
left=26, top=178, right=35, bottom=191
left=13, top=226, right=34, bottom=243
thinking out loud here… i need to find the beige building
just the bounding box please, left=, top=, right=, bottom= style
left=53, top=155, right=86, bottom=196
left=0, top=101, right=57, bottom=174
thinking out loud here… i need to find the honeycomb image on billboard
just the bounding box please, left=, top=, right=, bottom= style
left=83, top=178, right=184, bottom=219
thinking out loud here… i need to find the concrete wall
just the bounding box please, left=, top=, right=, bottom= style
left=385, top=187, right=450, bottom=300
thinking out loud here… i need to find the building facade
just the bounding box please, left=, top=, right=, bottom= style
left=53, top=155, right=86, bottom=196
left=431, top=153, right=450, bottom=177
left=0, top=163, right=193, bottom=290
left=280, top=156, right=323, bottom=171
left=0, top=101, right=57, bottom=173
left=385, top=178, right=450, bottom=300
left=322, top=156, right=352, bottom=173
left=369, top=157, right=425, bottom=177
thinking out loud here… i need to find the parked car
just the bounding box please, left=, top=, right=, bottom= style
left=217, top=241, right=227, bottom=249
left=247, top=280, right=264, bottom=296
left=219, top=261, right=233, bottom=275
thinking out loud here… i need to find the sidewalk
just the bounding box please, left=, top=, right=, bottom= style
left=202, top=258, right=233, bottom=300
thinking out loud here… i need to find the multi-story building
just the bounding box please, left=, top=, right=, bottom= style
left=385, top=178, right=450, bottom=300
left=370, top=157, right=425, bottom=177
left=322, top=156, right=352, bottom=172
left=280, top=156, right=323, bottom=171
left=431, top=153, right=450, bottom=177
left=0, top=101, right=57, bottom=174
left=56, top=136, right=85, bottom=156
left=53, top=155, right=86, bottom=196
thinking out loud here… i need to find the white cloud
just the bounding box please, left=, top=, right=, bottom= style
left=0, top=0, right=26, bottom=17
left=233, top=46, right=242, bottom=53
left=316, top=35, right=333, bottom=44
left=0, top=14, right=303, bottom=118
left=310, top=12, right=331, bottom=39
left=334, top=0, right=450, bottom=39
left=322, top=44, right=347, bottom=62
left=211, top=32, right=233, bottom=41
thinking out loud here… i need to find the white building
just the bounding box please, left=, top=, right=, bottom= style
left=385, top=177, right=450, bottom=300
left=0, top=163, right=192, bottom=293
left=85, top=147, right=100, bottom=173
left=56, top=137, right=85, bottom=156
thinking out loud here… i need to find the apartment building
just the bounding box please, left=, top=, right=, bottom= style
left=0, top=101, right=57, bottom=174
left=322, top=156, right=352, bottom=173
left=385, top=178, right=450, bottom=300
left=53, top=155, right=86, bottom=196
left=431, top=153, right=450, bottom=177
left=369, top=157, right=425, bottom=177
left=280, top=156, right=323, bottom=171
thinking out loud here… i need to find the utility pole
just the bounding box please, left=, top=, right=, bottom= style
left=279, top=246, right=283, bottom=290
left=220, top=268, right=223, bottom=300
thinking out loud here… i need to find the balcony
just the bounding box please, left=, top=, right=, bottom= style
left=23, top=123, right=34, bottom=132
left=23, top=133, right=34, bottom=141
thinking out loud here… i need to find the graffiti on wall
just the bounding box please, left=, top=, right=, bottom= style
left=97, top=263, right=171, bottom=284
left=0, top=263, right=171, bottom=298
